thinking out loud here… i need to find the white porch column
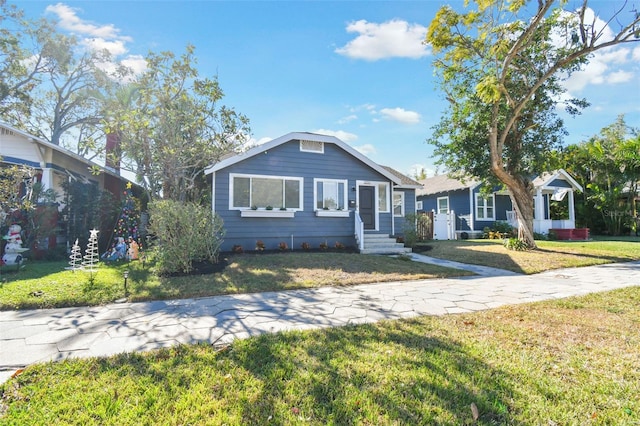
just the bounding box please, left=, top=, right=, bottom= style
left=568, top=190, right=575, bottom=224
left=534, top=188, right=544, bottom=221
left=39, top=167, right=54, bottom=191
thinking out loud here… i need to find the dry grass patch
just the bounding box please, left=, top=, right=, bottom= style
left=0, top=253, right=471, bottom=310
left=421, top=237, right=640, bottom=274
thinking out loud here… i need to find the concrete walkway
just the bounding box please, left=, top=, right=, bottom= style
left=1, top=255, right=639, bottom=384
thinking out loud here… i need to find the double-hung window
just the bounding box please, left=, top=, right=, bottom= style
left=475, top=194, right=495, bottom=220
left=393, top=192, right=404, bottom=216
left=378, top=183, right=390, bottom=212
left=231, top=174, right=302, bottom=210
left=314, top=179, right=347, bottom=210
left=437, top=196, right=449, bottom=214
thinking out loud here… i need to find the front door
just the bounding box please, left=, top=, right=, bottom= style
left=359, top=185, right=375, bottom=230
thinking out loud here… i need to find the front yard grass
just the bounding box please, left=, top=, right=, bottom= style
left=2, top=286, right=638, bottom=425
left=0, top=252, right=469, bottom=311
left=420, top=236, right=640, bottom=274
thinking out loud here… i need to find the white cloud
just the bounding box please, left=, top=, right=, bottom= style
left=120, top=55, right=148, bottom=75
left=248, top=136, right=273, bottom=146
left=337, top=114, right=358, bottom=124
left=379, top=107, right=421, bottom=124
left=46, top=3, right=131, bottom=41
left=81, top=38, right=128, bottom=56
left=408, top=164, right=436, bottom=179
left=606, top=70, right=634, bottom=84
left=354, top=144, right=376, bottom=156
left=335, top=19, right=430, bottom=61
left=313, top=129, right=358, bottom=143
left=559, top=8, right=636, bottom=93
left=564, top=45, right=635, bottom=91
left=45, top=3, right=147, bottom=80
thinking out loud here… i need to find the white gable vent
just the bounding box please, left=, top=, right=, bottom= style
left=300, top=140, right=324, bottom=153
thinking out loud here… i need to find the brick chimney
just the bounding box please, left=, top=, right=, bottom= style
left=105, top=132, right=121, bottom=173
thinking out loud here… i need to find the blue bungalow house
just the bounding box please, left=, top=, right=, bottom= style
left=204, top=132, right=422, bottom=253
left=416, top=169, right=583, bottom=239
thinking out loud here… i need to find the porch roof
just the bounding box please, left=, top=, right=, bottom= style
left=532, top=169, right=583, bottom=192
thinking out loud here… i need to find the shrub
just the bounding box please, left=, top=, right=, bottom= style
left=483, top=222, right=515, bottom=239
left=402, top=213, right=429, bottom=248
left=255, top=240, right=265, bottom=251
left=278, top=242, right=288, bottom=251
left=301, top=242, right=311, bottom=250
left=232, top=245, right=243, bottom=254
left=504, top=237, right=530, bottom=251
left=319, top=241, right=328, bottom=250
left=493, top=221, right=514, bottom=235
left=334, top=241, right=345, bottom=249
left=148, top=200, right=225, bottom=275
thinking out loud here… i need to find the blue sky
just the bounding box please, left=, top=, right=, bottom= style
left=16, top=1, right=640, bottom=178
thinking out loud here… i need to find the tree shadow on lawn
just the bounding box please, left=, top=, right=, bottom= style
left=71, top=320, right=514, bottom=424
left=229, top=320, right=515, bottom=424
left=135, top=252, right=463, bottom=302
left=419, top=240, right=528, bottom=274
left=533, top=247, right=634, bottom=264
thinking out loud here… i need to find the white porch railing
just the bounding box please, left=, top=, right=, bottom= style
left=354, top=210, right=364, bottom=251
left=552, top=219, right=576, bottom=229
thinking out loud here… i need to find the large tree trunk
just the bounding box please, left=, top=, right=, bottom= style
left=489, top=118, right=537, bottom=249
left=508, top=183, right=536, bottom=249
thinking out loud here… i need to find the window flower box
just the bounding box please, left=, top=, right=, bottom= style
left=241, top=209, right=295, bottom=218
left=315, top=210, right=350, bottom=218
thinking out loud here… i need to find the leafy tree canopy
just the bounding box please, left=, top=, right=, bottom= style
left=110, top=45, right=251, bottom=202
left=426, top=0, right=640, bottom=247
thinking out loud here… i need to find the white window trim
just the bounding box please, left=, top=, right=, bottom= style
left=393, top=191, right=405, bottom=217
left=356, top=180, right=387, bottom=232
left=229, top=173, right=304, bottom=211
left=299, top=140, right=324, bottom=153
left=313, top=178, right=348, bottom=213
left=378, top=182, right=390, bottom=213
left=437, top=196, right=449, bottom=214
left=475, top=193, right=495, bottom=220
left=416, top=200, right=423, bottom=211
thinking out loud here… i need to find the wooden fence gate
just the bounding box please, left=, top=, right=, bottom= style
left=417, top=211, right=433, bottom=241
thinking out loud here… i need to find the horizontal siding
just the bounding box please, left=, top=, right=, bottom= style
left=215, top=140, right=397, bottom=251
left=548, top=178, right=572, bottom=188
left=393, top=188, right=415, bottom=236
left=0, top=133, right=42, bottom=164
left=417, top=189, right=470, bottom=216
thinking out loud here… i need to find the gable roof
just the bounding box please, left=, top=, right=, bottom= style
left=417, top=169, right=583, bottom=197
left=0, top=121, right=124, bottom=180
left=532, top=169, right=583, bottom=192
left=205, top=132, right=404, bottom=185
left=416, top=174, right=479, bottom=196
left=380, top=165, right=422, bottom=189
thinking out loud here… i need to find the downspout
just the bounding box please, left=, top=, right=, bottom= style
left=211, top=172, right=216, bottom=215
left=391, top=186, right=395, bottom=236
left=468, top=187, right=475, bottom=231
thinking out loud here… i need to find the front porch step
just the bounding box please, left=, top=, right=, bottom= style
left=360, top=234, right=412, bottom=255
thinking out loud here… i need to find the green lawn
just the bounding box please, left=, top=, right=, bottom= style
left=2, top=286, right=638, bottom=425
left=2, top=238, right=639, bottom=310
left=0, top=252, right=470, bottom=311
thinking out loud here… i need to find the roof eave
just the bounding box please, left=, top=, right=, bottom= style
left=205, top=132, right=403, bottom=185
